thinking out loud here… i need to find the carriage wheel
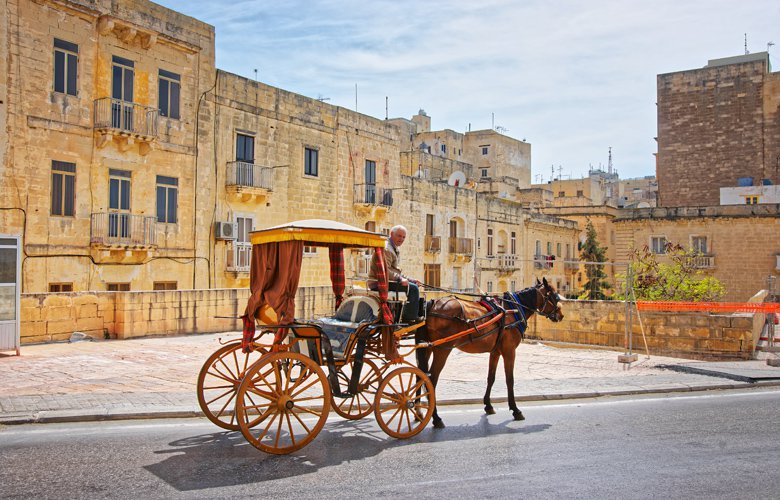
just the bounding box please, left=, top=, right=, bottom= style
left=332, top=359, right=382, bottom=420
left=374, top=366, right=435, bottom=439
left=235, top=351, right=331, bottom=455
left=197, top=341, right=268, bottom=430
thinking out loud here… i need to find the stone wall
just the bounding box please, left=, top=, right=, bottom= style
left=529, top=300, right=754, bottom=360
left=20, top=286, right=334, bottom=343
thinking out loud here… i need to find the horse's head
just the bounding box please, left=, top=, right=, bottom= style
left=535, top=277, right=564, bottom=322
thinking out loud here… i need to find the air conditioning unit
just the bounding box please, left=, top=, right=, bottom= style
left=214, top=221, right=238, bottom=240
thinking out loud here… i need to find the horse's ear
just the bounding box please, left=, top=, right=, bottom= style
left=535, top=277, right=541, bottom=286
left=542, top=277, right=549, bottom=288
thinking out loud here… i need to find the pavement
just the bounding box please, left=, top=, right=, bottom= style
left=1, top=332, right=780, bottom=425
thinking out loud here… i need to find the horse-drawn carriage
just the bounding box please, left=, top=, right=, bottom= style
left=197, top=219, right=563, bottom=454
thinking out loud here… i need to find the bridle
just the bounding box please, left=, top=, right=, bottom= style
left=535, top=286, right=562, bottom=321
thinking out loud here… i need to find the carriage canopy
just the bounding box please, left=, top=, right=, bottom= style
left=242, top=219, right=393, bottom=333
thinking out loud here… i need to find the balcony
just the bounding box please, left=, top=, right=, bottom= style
left=226, top=241, right=252, bottom=273
left=689, top=254, right=715, bottom=269
left=226, top=161, right=273, bottom=201
left=425, top=235, right=441, bottom=253
left=353, top=184, right=393, bottom=217
left=564, top=261, right=580, bottom=272
left=497, top=254, right=518, bottom=273
left=93, top=98, right=158, bottom=154
left=448, top=237, right=473, bottom=261
left=534, top=254, right=555, bottom=270
left=90, top=212, right=157, bottom=263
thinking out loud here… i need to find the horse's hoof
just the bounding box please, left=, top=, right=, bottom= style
left=512, top=410, right=525, bottom=421
left=484, top=406, right=496, bottom=415
left=433, top=419, right=446, bottom=429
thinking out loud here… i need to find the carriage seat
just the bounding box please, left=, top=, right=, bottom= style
left=314, top=295, right=380, bottom=358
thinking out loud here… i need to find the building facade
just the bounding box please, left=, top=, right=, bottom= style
left=656, top=53, right=780, bottom=207
left=0, top=0, right=578, bottom=297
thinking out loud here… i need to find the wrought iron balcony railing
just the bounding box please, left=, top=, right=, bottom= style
left=448, top=237, right=473, bottom=256
left=425, top=235, right=441, bottom=253
left=534, top=254, right=555, bottom=270
left=226, top=242, right=252, bottom=272
left=226, top=161, right=274, bottom=190
left=90, top=212, right=157, bottom=247
left=94, top=97, right=158, bottom=138
left=353, top=184, right=393, bottom=207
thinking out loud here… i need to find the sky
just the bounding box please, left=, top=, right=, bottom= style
left=156, top=0, right=779, bottom=182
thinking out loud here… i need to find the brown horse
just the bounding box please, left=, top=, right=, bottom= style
left=416, top=277, right=564, bottom=428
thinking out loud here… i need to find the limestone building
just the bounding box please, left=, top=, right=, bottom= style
left=656, top=52, right=780, bottom=207
left=1, top=0, right=578, bottom=296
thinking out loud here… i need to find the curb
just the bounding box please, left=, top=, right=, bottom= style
left=4, top=382, right=779, bottom=426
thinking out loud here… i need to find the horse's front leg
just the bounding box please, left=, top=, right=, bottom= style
left=502, top=349, right=524, bottom=421
left=483, top=350, right=501, bottom=415
left=428, top=349, right=451, bottom=429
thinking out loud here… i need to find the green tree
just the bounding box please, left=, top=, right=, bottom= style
left=578, top=219, right=611, bottom=300
left=623, top=242, right=726, bottom=301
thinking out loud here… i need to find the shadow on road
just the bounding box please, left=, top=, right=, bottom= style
left=145, top=414, right=551, bottom=491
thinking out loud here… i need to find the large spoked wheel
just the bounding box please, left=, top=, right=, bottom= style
left=235, top=351, right=332, bottom=455
left=332, top=359, right=382, bottom=420
left=374, top=366, right=435, bottom=439
left=197, top=341, right=268, bottom=430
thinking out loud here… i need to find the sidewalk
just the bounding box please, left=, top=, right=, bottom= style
left=1, top=332, right=779, bottom=425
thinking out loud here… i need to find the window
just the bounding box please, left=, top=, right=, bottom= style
left=49, top=283, right=73, bottom=292
left=691, top=236, right=708, bottom=254
left=576, top=190, right=584, bottom=197
left=441, top=144, right=446, bottom=153
left=556, top=243, right=562, bottom=257
left=487, top=228, right=494, bottom=257
left=365, top=221, right=376, bottom=233
left=425, top=214, right=434, bottom=236
left=547, top=242, right=552, bottom=255
left=365, top=160, right=376, bottom=203
left=566, top=243, right=571, bottom=259
left=481, top=146, right=489, bottom=155
left=481, top=169, right=488, bottom=178
left=109, top=169, right=131, bottom=238
left=745, top=196, right=759, bottom=205
left=558, top=191, right=565, bottom=197
left=510, top=232, right=516, bottom=255
left=535, top=240, right=542, bottom=256
left=107, top=283, right=130, bottom=291
left=303, top=245, right=317, bottom=256
left=51, top=161, right=75, bottom=217
left=153, top=282, right=177, bottom=291
left=424, top=264, right=441, bottom=288
left=304, top=147, right=318, bottom=176
left=487, top=281, right=493, bottom=293
left=53, top=38, right=78, bottom=96
left=510, top=280, right=516, bottom=291
left=111, top=56, right=134, bottom=130
left=651, top=236, right=667, bottom=254
left=158, top=69, right=180, bottom=119
left=156, top=176, right=178, bottom=224
left=236, top=133, right=254, bottom=163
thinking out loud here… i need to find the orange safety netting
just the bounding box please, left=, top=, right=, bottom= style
left=635, top=301, right=780, bottom=313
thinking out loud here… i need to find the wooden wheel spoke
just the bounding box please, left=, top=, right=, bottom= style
left=285, top=412, right=297, bottom=447
left=380, top=391, right=403, bottom=405
left=215, top=357, right=240, bottom=381
left=245, top=405, right=275, bottom=430
left=274, top=411, right=284, bottom=449
left=289, top=375, right=320, bottom=399
left=289, top=408, right=313, bottom=434
left=206, top=368, right=236, bottom=385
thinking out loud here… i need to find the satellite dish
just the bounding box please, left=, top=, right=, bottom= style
left=448, top=170, right=467, bottom=187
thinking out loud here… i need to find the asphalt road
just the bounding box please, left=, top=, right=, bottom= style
left=1, top=388, right=779, bottom=499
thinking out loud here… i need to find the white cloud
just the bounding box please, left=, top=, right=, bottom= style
left=157, top=0, right=779, bottom=180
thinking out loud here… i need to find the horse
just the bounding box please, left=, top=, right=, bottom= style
left=416, top=277, right=564, bottom=428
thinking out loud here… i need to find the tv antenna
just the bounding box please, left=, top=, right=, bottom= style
left=745, top=33, right=749, bottom=55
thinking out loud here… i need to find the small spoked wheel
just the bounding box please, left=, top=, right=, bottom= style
left=332, top=359, right=382, bottom=420
left=374, top=365, right=435, bottom=439
left=235, top=351, right=331, bottom=455
left=196, top=341, right=268, bottom=430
